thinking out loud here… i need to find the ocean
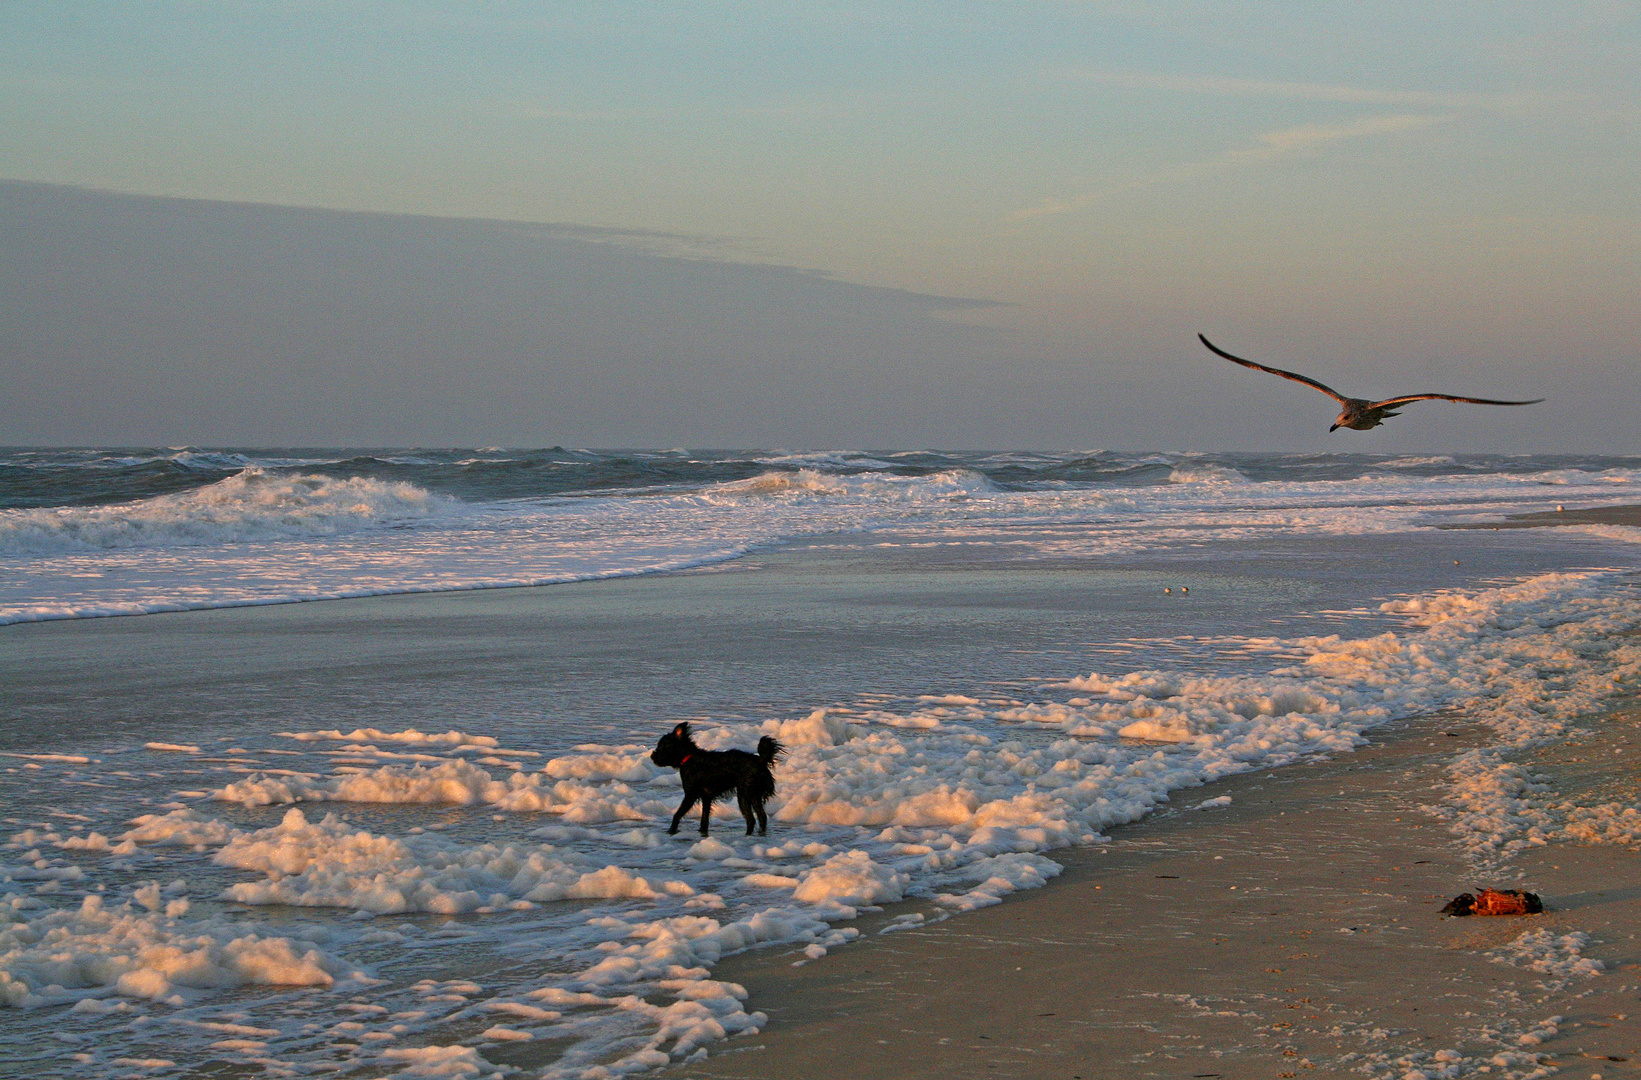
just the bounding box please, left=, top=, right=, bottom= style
left=2, top=447, right=1640, bottom=1078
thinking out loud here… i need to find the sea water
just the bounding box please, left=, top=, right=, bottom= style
left=1, top=448, right=1639, bottom=1078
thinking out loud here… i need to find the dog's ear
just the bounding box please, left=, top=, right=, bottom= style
left=673, top=722, right=689, bottom=737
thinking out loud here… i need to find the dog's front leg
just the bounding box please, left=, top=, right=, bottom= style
left=699, top=797, right=712, bottom=836
left=668, top=793, right=698, bottom=835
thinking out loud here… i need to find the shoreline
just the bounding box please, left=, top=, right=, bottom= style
left=0, top=546, right=765, bottom=627
left=666, top=705, right=1641, bottom=1079
left=1440, top=503, right=1641, bottom=530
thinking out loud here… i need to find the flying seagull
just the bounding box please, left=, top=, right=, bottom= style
left=1199, top=334, right=1544, bottom=431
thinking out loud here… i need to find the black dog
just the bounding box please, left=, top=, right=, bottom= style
left=650, top=723, right=784, bottom=836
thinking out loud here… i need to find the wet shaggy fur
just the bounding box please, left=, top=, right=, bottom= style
left=650, top=723, right=784, bottom=836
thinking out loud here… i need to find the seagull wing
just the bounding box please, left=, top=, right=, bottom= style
left=1368, top=393, right=1546, bottom=409
left=1198, top=334, right=1348, bottom=404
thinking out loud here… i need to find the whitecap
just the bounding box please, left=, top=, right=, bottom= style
left=0, top=470, right=448, bottom=556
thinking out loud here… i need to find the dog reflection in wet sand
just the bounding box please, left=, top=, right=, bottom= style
left=650, top=722, right=785, bottom=837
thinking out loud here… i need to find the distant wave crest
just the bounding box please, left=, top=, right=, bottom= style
left=703, top=467, right=995, bottom=502
left=0, top=470, right=446, bottom=555
left=1376, top=455, right=1458, bottom=469
left=1167, top=462, right=1249, bottom=485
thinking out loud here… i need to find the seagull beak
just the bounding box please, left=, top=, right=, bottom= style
left=1328, top=423, right=1338, bottom=432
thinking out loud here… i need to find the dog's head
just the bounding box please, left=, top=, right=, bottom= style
left=650, top=722, right=696, bottom=769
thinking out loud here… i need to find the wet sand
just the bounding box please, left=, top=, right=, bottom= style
left=667, top=706, right=1641, bottom=1080
left=1442, top=504, right=1641, bottom=530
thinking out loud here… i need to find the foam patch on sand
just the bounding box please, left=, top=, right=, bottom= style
left=1428, top=751, right=1559, bottom=866
left=1489, top=929, right=1605, bottom=983
left=0, top=888, right=359, bottom=1008
left=1560, top=800, right=1641, bottom=845
left=376, top=1045, right=512, bottom=1079
left=215, top=757, right=666, bottom=823
left=1429, top=745, right=1641, bottom=868
left=278, top=728, right=503, bottom=749
left=121, top=809, right=239, bottom=848
left=215, top=809, right=694, bottom=914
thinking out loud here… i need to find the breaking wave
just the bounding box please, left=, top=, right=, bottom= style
left=1166, top=462, right=1249, bottom=484
left=702, top=467, right=994, bottom=502
left=0, top=471, right=446, bottom=556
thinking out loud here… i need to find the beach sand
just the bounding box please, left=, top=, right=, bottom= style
left=1442, top=504, right=1641, bottom=530
left=667, top=705, right=1641, bottom=1080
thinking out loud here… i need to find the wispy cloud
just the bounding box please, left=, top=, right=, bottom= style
left=513, top=98, right=855, bottom=123
left=1013, top=112, right=1454, bottom=220
left=1067, top=69, right=1527, bottom=110
left=1235, top=112, right=1453, bottom=155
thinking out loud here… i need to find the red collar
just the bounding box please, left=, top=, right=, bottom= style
left=679, top=753, right=693, bottom=766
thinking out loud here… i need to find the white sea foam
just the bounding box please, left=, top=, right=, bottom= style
left=121, top=809, right=239, bottom=847
left=212, top=809, right=693, bottom=914
left=1561, top=797, right=1641, bottom=845
left=278, top=728, right=502, bottom=749
left=1428, top=751, right=1556, bottom=865
left=0, top=890, right=360, bottom=1008
left=1489, top=930, right=1604, bottom=983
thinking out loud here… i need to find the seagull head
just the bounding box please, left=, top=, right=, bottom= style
left=1331, top=402, right=1373, bottom=431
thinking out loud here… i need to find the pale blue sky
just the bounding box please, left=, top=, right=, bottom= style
left=1, top=3, right=1636, bottom=449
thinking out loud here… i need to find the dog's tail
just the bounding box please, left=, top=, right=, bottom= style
left=747, top=736, right=784, bottom=802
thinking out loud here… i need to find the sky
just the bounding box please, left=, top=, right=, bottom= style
left=1, top=2, right=1636, bottom=450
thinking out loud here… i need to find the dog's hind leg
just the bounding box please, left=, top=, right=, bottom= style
left=668, top=794, right=698, bottom=835
left=754, top=800, right=768, bottom=835
left=737, top=791, right=757, bottom=835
